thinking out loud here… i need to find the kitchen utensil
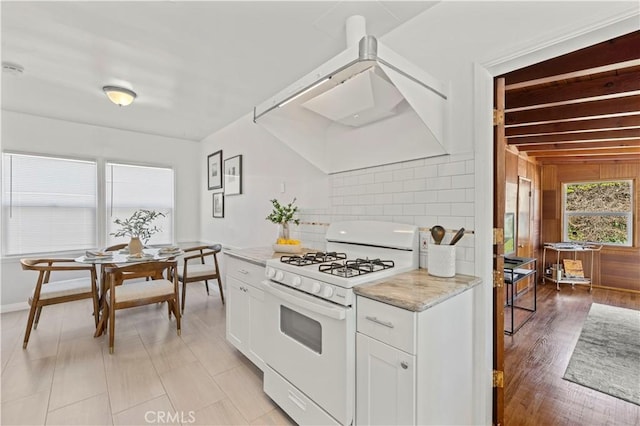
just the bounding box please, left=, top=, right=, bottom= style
left=449, top=228, right=465, bottom=245
left=431, top=225, right=445, bottom=245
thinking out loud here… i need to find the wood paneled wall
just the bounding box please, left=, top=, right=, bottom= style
left=540, top=161, right=640, bottom=291
left=506, top=148, right=541, bottom=291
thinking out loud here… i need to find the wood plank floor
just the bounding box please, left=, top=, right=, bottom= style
left=505, top=282, right=640, bottom=425
left=1, top=283, right=295, bottom=426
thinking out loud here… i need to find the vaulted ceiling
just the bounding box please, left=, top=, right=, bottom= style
left=500, top=31, right=640, bottom=163
left=0, top=1, right=437, bottom=142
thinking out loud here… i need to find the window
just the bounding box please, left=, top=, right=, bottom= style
left=106, top=163, right=174, bottom=247
left=2, top=153, right=97, bottom=255
left=563, top=180, right=633, bottom=246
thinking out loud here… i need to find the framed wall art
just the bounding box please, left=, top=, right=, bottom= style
left=213, top=192, right=224, bottom=218
left=224, top=155, right=242, bottom=195
left=207, top=150, right=223, bottom=190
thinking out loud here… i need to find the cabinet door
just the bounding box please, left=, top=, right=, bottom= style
left=356, top=333, right=415, bottom=425
left=225, top=275, right=249, bottom=351
left=247, top=283, right=266, bottom=370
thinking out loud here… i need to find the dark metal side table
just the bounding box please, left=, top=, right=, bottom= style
left=504, top=256, right=537, bottom=335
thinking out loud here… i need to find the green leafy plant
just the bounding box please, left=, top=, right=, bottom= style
left=111, top=209, right=166, bottom=243
left=265, top=198, right=300, bottom=225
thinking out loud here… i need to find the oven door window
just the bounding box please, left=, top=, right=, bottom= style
left=280, top=305, right=322, bottom=354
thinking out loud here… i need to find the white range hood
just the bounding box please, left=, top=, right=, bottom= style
left=254, top=16, right=449, bottom=174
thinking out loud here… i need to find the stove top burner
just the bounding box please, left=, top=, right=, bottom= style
left=280, top=251, right=347, bottom=266
left=318, top=258, right=395, bottom=278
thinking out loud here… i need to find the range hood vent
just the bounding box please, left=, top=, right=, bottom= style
left=254, top=16, right=449, bottom=174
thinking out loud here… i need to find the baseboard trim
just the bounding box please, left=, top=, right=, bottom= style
left=0, top=301, right=29, bottom=314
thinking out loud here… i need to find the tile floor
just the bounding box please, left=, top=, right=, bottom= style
left=1, top=283, right=295, bottom=426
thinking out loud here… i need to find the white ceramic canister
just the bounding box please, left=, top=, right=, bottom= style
left=427, top=243, right=456, bottom=277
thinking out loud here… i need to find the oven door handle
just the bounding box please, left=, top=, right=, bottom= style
left=262, top=281, right=346, bottom=320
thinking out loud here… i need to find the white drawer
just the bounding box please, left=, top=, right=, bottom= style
left=264, top=366, right=340, bottom=426
left=357, top=296, right=416, bottom=354
left=225, top=255, right=265, bottom=284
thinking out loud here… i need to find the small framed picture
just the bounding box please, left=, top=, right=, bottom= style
left=213, top=192, right=224, bottom=218
left=224, top=155, right=242, bottom=196
left=207, top=150, right=223, bottom=190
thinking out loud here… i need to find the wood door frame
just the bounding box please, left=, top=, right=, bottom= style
left=476, top=15, right=635, bottom=426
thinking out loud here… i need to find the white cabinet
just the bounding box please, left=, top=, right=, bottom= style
left=225, top=255, right=266, bottom=370
left=356, top=333, right=416, bottom=425
left=356, top=290, right=473, bottom=425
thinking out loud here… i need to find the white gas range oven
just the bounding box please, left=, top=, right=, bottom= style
left=261, top=221, right=418, bottom=426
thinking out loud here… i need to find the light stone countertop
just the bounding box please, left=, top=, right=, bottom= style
left=223, top=246, right=312, bottom=266
left=354, top=269, right=482, bottom=312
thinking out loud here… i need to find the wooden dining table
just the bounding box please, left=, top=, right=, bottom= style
left=74, top=247, right=184, bottom=310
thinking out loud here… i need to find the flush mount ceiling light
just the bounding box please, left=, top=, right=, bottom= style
left=102, top=86, right=137, bottom=106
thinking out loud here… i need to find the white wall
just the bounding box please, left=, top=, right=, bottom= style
left=199, top=2, right=638, bottom=424
left=0, top=110, right=201, bottom=308
left=199, top=112, right=330, bottom=249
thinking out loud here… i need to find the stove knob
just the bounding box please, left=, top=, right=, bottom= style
left=266, top=267, right=276, bottom=278
left=275, top=271, right=284, bottom=281
left=311, top=282, right=321, bottom=294
left=292, top=276, right=302, bottom=287
left=322, top=286, right=334, bottom=298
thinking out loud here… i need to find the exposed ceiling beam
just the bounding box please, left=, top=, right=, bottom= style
left=527, top=147, right=640, bottom=157
left=504, top=30, right=640, bottom=85
left=505, top=66, right=640, bottom=108
left=535, top=153, right=640, bottom=164
left=513, top=139, right=640, bottom=152
left=505, top=115, right=640, bottom=136
left=505, top=94, right=640, bottom=125
left=507, top=128, right=640, bottom=145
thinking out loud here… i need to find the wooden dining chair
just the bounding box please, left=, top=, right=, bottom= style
left=176, top=244, right=224, bottom=313
left=20, top=258, right=99, bottom=349
left=95, top=260, right=180, bottom=353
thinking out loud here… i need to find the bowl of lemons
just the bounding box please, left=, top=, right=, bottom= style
left=273, top=238, right=303, bottom=254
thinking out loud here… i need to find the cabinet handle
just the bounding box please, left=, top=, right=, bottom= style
left=238, top=269, right=249, bottom=274
left=365, top=316, right=394, bottom=328
left=401, top=361, right=409, bottom=369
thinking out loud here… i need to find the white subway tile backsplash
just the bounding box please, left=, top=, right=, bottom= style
left=393, top=192, right=414, bottom=204
left=451, top=202, right=475, bottom=217
left=383, top=181, right=404, bottom=193
left=438, top=161, right=467, bottom=176
left=324, top=156, right=476, bottom=265
left=413, top=215, right=439, bottom=227
left=426, top=176, right=451, bottom=190
left=414, top=190, right=439, bottom=203
left=438, top=189, right=467, bottom=203
left=403, top=179, right=427, bottom=192
left=375, top=193, right=393, bottom=205
left=332, top=176, right=345, bottom=187
left=344, top=175, right=359, bottom=186
left=451, top=174, right=474, bottom=189
left=358, top=174, right=375, bottom=185
left=424, top=203, right=451, bottom=216
left=364, top=183, right=384, bottom=194
left=383, top=204, right=403, bottom=216
left=414, top=165, right=438, bottom=179
left=358, top=194, right=375, bottom=205
left=403, top=204, right=426, bottom=215
left=392, top=168, right=414, bottom=181
left=374, top=171, right=393, bottom=183
left=465, top=160, right=475, bottom=174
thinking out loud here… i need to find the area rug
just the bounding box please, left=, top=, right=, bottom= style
left=563, top=303, right=640, bottom=405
